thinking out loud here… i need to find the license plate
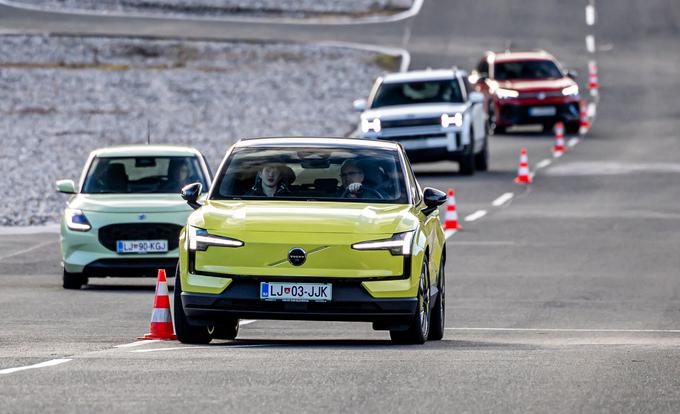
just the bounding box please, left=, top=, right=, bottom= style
left=116, top=240, right=168, bottom=254
left=260, top=282, right=332, bottom=302
left=529, top=106, right=557, bottom=116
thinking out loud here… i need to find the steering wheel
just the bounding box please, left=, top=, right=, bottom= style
left=341, top=185, right=384, bottom=199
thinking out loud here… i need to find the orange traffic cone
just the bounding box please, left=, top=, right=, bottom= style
left=443, top=188, right=461, bottom=230
left=139, top=269, right=176, bottom=340
left=553, top=121, right=566, bottom=156
left=579, top=100, right=590, bottom=134
left=514, top=148, right=532, bottom=184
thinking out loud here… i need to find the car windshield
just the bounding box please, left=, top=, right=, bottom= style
left=371, top=79, right=464, bottom=108
left=494, top=60, right=563, bottom=80
left=82, top=156, right=208, bottom=194
left=212, top=146, right=409, bottom=204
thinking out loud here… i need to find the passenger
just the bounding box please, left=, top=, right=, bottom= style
left=338, top=159, right=383, bottom=199
left=247, top=163, right=291, bottom=197
left=162, top=159, right=191, bottom=192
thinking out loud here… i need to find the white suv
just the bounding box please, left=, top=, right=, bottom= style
left=354, top=69, right=488, bottom=175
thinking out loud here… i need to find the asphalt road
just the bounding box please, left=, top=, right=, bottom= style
left=2, top=0, right=680, bottom=412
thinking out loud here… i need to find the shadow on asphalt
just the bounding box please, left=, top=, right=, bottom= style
left=204, top=338, right=538, bottom=350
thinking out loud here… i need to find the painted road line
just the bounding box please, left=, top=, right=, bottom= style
left=114, top=340, right=161, bottom=348
left=240, top=319, right=257, bottom=326
left=552, top=151, right=563, bottom=159
left=131, top=344, right=273, bottom=353
left=0, top=358, right=71, bottom=375
left=0, top=224, right=60, bottom=235
left=586, top=4, right=596, bottom=26
left=464, top=210, right=487, bottom=222
left=568, top=137, right=580, bottom=147
left=445, top=327, right=680, bottom=333
left=535, top=159, right=552, bottom=169
left=0, top=240, right=54, bottom=262
left=586, top=35, right=596, bottom=53
left=492, top=192, right=514, bottom=207
left=444, top=229, right=457, bottom=240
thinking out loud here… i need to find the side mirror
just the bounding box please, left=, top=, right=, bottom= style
left=566, top=70, right=578, bottom=79
left=353, top=99, right=367, bottom=112
left=56, top=179, right=76, bottom=194
left=421, top=187, right=447, bottom=215
left=469, top=91, right=485, bottom=104
left=181, top=182, right=203, bottom=210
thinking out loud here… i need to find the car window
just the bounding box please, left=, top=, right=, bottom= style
left=371, top=79, right=464, bottom=108
left=212, top=147, right=409, bottom=204
left=494, top=60, right=563, bottom=80
left=82, top=156, right=208, bottom=194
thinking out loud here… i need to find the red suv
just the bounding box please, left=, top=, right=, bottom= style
left=470, top=50, right=580, bottom=134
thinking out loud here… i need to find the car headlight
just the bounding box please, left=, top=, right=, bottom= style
left=562, top=85, right=579, bottom=96
left=495, top=88, right=519, bottom=99
left=64, top=208, right=91, bottom=231
left=361, top=118, right=381, bottom=133
left=351, top=231, right=415, bottom=256
left=441, top=113, right=463, bottom=128
left=187, top=226, right=244, bottom=251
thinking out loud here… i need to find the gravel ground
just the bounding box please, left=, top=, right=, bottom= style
left=0, top=35, right=392, bottom=226
left=9, top=0, right=414, bottom=18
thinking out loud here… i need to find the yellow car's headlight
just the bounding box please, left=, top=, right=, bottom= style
left=187, top=226, right=244, bottom=251
left=351, top=231, right=415, bottom=256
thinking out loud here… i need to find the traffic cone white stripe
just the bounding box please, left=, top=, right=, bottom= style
left=151, top=308, right=172, bottom=323
left=156, top=281, right=168, bottom=296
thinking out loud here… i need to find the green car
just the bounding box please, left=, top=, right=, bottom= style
left=174, top=137, right=448, bottom=344
left=56, top=145, right=211, bottom=289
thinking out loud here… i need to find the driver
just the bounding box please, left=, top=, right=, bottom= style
left=339, top=159, right=382, bottom=199
left=247, top=163, right=291, bottom=197
left=162, top=159, right=191, bottom=192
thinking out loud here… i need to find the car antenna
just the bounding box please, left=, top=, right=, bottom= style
left=504, top=40, right=512, bottom=53
left=146, top=120, right=151, bottom=145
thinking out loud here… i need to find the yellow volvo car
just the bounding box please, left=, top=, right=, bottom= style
left=174, top=137, right=447, bottom=344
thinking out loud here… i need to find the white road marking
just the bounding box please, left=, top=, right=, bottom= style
left=0, top=240, right=54, bottom=262
left=240, top=319, right=257, bottom=326
left=491, top=192, right=514, bottom=207
left=545, top=161, right=680, bottom=176
left=0, top=224, right=60, bottom=235
left=131, top=344, right=272, bottom=353
left=535, top=159, right=552, bottom=169
left=585, top=4, right=596, bottom=26
left=464, top=210, right=487, bottom=222
left=114, top=340, right=161, bottom=348
left=444, top=229, right=457, bottom=240
left=567, top=137, right=580, bottom=147
left=586, top=35, right=596, bottom=53
left=552, top=151, right=563, bottom=159
left=0, top=358, right=71, bottom=375
left=446, top=327, right=680, bottom=333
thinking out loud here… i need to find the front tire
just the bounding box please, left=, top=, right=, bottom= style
left=63, top=269, right=87, bottom=289
left=428, top=255, right=446, bottom=341
left=174, top=265, right=212, bottom=344
left=458, top=135, right=476, bottom=176
left=474, top=134, right=489, bottom=172
left=390, top=259, right=431, bottom=344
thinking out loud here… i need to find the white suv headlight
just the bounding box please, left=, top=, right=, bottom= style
left=361, top=118, right=381, bottom=133
left=351, top=231, right=415, bottom=256
left=187, top=226, right=244, bottom=251
left=441, top=113, right=463, bottom=128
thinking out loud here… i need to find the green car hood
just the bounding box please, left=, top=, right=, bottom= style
left=193, top=200, right=419, bottom=234
left=70, top=194, right=192, bottom=213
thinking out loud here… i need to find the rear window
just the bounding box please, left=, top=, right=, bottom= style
left=371, top=79, right=464, bottom=108
left=82, top=156, right=207, bottom=194
left=494, top=60, right=563, bottom=80
left=211, top=147, right=409, bottom=204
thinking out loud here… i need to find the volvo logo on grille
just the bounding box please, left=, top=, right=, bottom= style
left=288, top=248, right=307, bottom=266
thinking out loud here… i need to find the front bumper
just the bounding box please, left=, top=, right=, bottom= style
left=495, top=99, right=580, bottom=127
left=182, top=279, right=418, bottom=326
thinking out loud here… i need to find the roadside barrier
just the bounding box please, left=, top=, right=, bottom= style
left=443, top=188, right=461, bottom=230
left=587, top=60, right=599, bottom=97
left=514, top=148, right=532, bottom=184
left=139, top=269, right=176, bottom=340
left=553, top=122, right=566, bottom=156
left=579, top=100, right=590, bottom=134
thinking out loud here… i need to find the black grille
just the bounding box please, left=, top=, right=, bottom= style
left=98, top=223, right=183, bottom=252
left=381, top=117, right=441, bottom=129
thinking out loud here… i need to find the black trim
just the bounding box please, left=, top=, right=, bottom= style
left=84, top=258, right=177, bottom=277
left=187, top=251, right=412, bottom=282
left=181, top=279, right=418, bottom=325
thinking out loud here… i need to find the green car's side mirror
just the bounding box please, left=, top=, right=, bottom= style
left=56, top=179, right=76, bottom=194
left=421, top=187, right=447, bottom=216
left=181, top=182, right=203, bottom=210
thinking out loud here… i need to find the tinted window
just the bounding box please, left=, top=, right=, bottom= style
left=371, top=79, right=464, bottom=108
left=82, top=156, right=207, bottom=194
left=476, top=59, right=489, bottom=75
left=212, top=147, right=408, bottom=204
left=494, top=60, right=563, bottom=80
